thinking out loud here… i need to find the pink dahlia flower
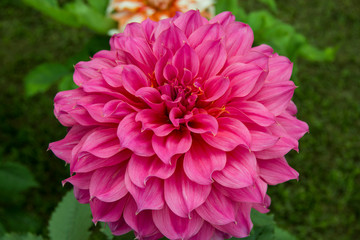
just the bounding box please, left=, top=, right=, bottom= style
left=49, top=10, right=308, bottom=240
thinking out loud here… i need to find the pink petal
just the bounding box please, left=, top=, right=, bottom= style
left=123, top=197, right=160, bottom=238
left=209, top=11, right=235, bottom=26
left=152, top=128, right=192, bottom=164
left=153, top=24, right=187, bottom=57
left=49, top=125, right=90, bottom=163
left=164, top=167, right=211, bottom=218
left=214, top=203, right=253, bottom=238
left=74, top=58, right=115, bottom=86
left=73, top=187, right=90, bottom=204
left=188, top=23, right=224, bottom=49
left=154, top=48, right=173, bottom=86
left=152, top=204, right=204, bottom=240
left=250, top=130, right=279, bottom=152
left=258, top=157, right=299, bottom=185
left=276, top=112, right=309, bottom=140
left=267, top=55, right=293, bottom=83
left=225, top=22, right=253, bottom=57
left=127, top=154, right=176, bottom=188
left=173, top=43, right=200, bottom=79
left=89, top=163, right=128, bottom=202
left=103, top=100, right=135, bottom=118
left=202, top=76, right=230, bottom=102
left=189, top=222, right=215, bottom=240
left=125, top=170, right=164, bottom=212
left=184, top=136, right=226, bottom=185
left=173, top=10, right=206, bottom=37
left=90, top=196, right=128, bottom=223
left=227, top=100, right=276, bottom=127
left=117, top=113, right=154, bottom=157
left=108, top=217, right=132, bottom=236
left=62, top=172, right=92, bottom=189
left=78, top=128, right=121, bottom=158
left=255, top=137, right=298, bottom=159
left=222, top=63, right=265, bottom=98
left=195, top=187, right=237, bottom=225
left=202, top=117, right=251, bottom=151
left=135, top=87, right=164, bottom=112
left=186, top=113, right=218, bottom=135
left=121, top=65, right=150, bottom=95
left=135, top=109, right=176, bottom=136
left=196, top=39, right=227, bottom=81
left=212, top=147, right=257, bottom=188
left=251, top=81, right=296, bottom=116
left=101, top=65, right=123, bottom=88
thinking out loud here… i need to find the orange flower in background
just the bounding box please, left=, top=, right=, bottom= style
left=108, top=0, right=215, bottom=32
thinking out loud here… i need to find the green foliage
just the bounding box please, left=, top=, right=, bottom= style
left=216, top=0, right=336, bottom=63
left=24, top=63, right=70, bottom=96
left=48, top=190, right=92, bottom=240
left=23, top=0, right=116, bottom=34
left=0, top=233, right=43, bottom=240
left=0, top=162, right=38, bottom=196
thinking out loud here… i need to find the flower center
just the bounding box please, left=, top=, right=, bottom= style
left=146, top=0, right=174, bottom=10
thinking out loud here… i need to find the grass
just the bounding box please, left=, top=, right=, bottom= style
left=0, top=0, right=359, bottom=239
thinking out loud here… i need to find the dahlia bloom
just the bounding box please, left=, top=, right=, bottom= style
left=49, top=10, right=308, bottom=240
left=108, top=0, right=214, bottom=32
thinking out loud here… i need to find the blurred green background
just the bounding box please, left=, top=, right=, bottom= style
left=0, top=0, right=359, bottom=239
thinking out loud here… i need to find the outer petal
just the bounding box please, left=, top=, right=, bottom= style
left=255, top=137, right=297, bottom=159
left=153, top=24, right=187, bottom=57
left=276, top=112, right=309, bottom=140
left=173, top=10, right=205, bottom=37
left=153, top=204, right=203, bottom=240
left=89, top=163, right=128, bottom=202
left=189, top=222, right=215, bottom=240
left=152, top=128, right=192, bottom=164
left=108, top=217, right=132, bottom=236
left=188, top=23, right=224, bottom=49
left=202, top=117, right=251, bottom=151
left=258, top=157, right=299, bottom=185
left=125, top=170, right=164, bottom=212
left=127, top=154, right=176, bottom=188
left=73, top=187, right=90, bottom=204
left=164, top=167, right=211, bottom=218
left=123, top=197, right=160, bottom=238
left=225, top=22, right=253, bottom=57
left=195, top=187, right=237, bottom=225
left=121, top=65, right=151, bottom=95
left=212, top=147, right=257, bottom=188
left=117, top=113, right=154, bottom=157
left=250, top=130, right=279, bottom=152
left=267, top=55, right=293, bottom=83
left=184, top=136, right=226, bottom=185
left=62, top=172, right=92, bottom=189
left=209, top=11, right=235, bottom=26
left=90, top=196, right=128, bottom=223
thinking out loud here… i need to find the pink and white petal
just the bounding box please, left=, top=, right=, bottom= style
left=225, top=22, right=253, bottom=57
left=117, top=113, right=154, bottom=157
left=90, top=196, right=128, bottom=223
left=202, top=117, right=251, bottom=151
left=258, top=157, right=299, bottom=185
left=89, top=163, right=128, bottom=202
left=184, top=136, right=226, bottom=185
left=195, top=188, right=237, bottom=225
left=128, top=154, right=176, bottom=188
left=123, top=197, right=159, bottom=238
left=196, top=39, right=227, bottom=81
left=165, top=167, right=211, bottom=218
left=202, top=76, right=230, bottom=102
left=125, top=170, right=164, bottom=212
left=250, top=130, right=279, bottom=152
left=212, top=147, right=257, bottom=188
left=214, top=203, right=253, bottom=238
left=186, top=113, right=218, bottom=135
left=153, top=204, right=204, bottom=240
left=152, top=128, right=192, bottom=164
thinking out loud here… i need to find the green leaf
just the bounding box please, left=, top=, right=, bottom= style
left=88, top=0, right=108, bottom=14
left=0, top=162, right=38, bottom=196
left=0, top=223, right=5, bottom=237
left=215, top=0, right=247, bottom=20
left=99, top=223, right=114, bottom=240
left=58, top=74, right=77, bottom=91
left=298, top=44, right=336, bottom=62
left=1, top=232, right=43, bottom=240
left=0, top=209, right=42, bottom=233
left=65, top=1, right=116, bottom=34
left=48, top=190, right=92, bottom=240
left=257, top=0, right=278, bottom=12
left=274, top=227, right=297, bottom=240
left=23, top=0, right=81, bottom=27
left=24, top=63, right=70, bottom=96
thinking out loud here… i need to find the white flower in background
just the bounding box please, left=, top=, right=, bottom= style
left=107, top=0, right=215, bottom=33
